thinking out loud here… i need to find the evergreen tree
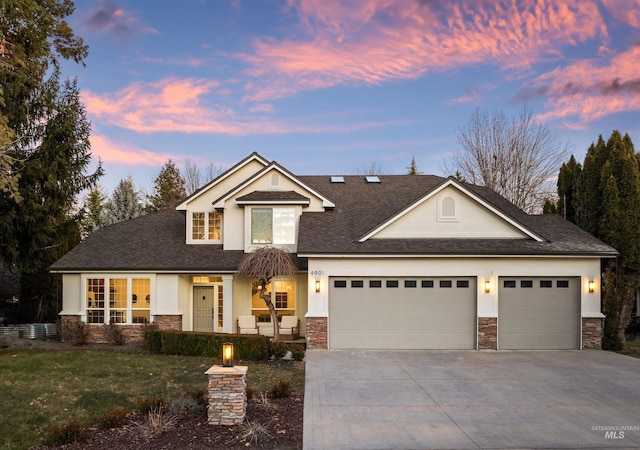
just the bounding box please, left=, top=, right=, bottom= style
left=101, top=176, right=143, bottom=226
left=147, top=159, right=186, bottom=211
left=407, top=156, right=420, bottom=175
left=542, top=198, right=557, bottom=214
left=0, top=1, right=99, bottom=322
left=80, top=186, right=106, bottom=236
left=565, top=130, right=640, bottom=349
left=556, top=155, right=581, bottom=223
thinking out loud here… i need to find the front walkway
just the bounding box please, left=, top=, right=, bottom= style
left=303, top=350, right=640, bottom=449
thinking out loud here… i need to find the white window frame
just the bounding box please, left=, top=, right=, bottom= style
left=437, top=195, right=458, bottom=222
left=188, top=211, right=222, bottom=244
left=246, top=206, right=298, bottom=251
left=82, top=274, right=155, bottom=325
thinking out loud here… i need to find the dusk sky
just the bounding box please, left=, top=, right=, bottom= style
left=62, top=0, right=640, bottom=195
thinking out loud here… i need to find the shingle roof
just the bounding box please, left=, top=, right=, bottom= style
left=296, top=175, right=617, bottom=257
left=236, top=191, right=310, bottom=203
left=49, top=210, right=307, bottom=272
left=51, top=173, right=617, bottom=272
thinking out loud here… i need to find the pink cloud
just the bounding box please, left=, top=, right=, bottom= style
left=82, top=78, right=408, bottom=135
left=239, top=0, right=606, bottom=101
left=89, top=134, right=172, bottom=166
left=522, top=45, right=640, bottom=124
left=602, top=0, right=640, bottom=28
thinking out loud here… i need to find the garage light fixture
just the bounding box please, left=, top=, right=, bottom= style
left=484, top=280, right=491, bottom=293
left=222, top=342, right=234, bottom=367
left=588, top=280, right=595, bottom=293
left=315, top=280, right=321, bottom=293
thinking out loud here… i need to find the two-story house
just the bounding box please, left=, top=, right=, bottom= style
left=51, top=152, right=616, bottom=350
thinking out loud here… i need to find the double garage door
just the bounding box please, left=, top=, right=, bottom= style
left=328, top=276, right=580, bottom=350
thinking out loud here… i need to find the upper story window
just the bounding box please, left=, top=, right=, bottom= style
left=251, top=207, right=295, bottom=245
left=192, top=212, right=222, bottom=241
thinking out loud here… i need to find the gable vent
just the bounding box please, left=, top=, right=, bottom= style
left=365, top=176, right=381, bottom=183
left=330, top=176, right=345, bottom=183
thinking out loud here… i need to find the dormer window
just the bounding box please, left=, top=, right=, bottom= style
left=251, top=207, right=295, bottom=244
left=192, top=212, right=222, bottom=241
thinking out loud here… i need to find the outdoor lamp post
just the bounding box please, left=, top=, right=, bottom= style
left=222, top=342, right=234, bottom=367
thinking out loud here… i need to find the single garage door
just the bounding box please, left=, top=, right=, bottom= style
left=498, top=277, right=580, bottom=350
left=329, top=277, right=476, bottom=349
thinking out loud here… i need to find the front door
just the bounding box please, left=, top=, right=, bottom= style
left=193, top=285, right=223, bottom=332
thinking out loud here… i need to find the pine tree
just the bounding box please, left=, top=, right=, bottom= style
left=0, top=1, right=99, bottom=322
left=147, top=159, right=186, bottom=211
left=101, top=176, right=143, bottom=226
left=566, top=130, right=640, bottom=349
left=556, top=155, right=581, bottom=223
left=80, top=186, right=106, bottom=237
left=407, top=156, right=420, bottom=175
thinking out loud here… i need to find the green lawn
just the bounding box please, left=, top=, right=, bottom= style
left=621, top=338, right=640, bottom=359
left=0, top=348, right=304, bottom=449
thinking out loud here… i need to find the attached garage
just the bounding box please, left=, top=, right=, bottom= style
left=498, top=277, right=580, bottom=350
left=328, top=277, right=476, bottom=349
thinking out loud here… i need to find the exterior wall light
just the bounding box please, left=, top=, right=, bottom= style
left=222, top=342, right=234, bottom=367
left=315, top=280, right=321, bottom=293
left=484, top=280, right=491, bottom=293
left=588, top=280, right=595, bottom=293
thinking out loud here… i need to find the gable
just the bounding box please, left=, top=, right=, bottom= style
left=176, top=153, right=268, bottom=211
left=367, top=184, right=531, bottom=240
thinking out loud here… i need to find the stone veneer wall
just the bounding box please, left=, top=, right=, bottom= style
left=306, top=317, right=327, bottom=350
left=60, top=314, right=182, bottom=344
left=205, top=366, right=248, bottom=425
left=154, top=314, right=182, bottom=331
left=582, top=317, right=603, bottom=349
left=478, top=317, right=497, bottom=350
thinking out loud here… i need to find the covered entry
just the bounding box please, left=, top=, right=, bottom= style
left=498, top=276, right=580, bottom=350
left=328, top=277, right=476, bottom=349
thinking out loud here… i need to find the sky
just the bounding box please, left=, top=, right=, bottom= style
left=61, top=0, right=640, bottom=195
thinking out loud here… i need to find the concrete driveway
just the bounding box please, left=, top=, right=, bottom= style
left=303, top=350, right=640, bottom=449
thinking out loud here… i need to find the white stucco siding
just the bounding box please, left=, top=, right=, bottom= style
left=59, top=274, right=81, bottom=315
left=373, top=186, right=528, bottom=239
left=306, top=257, right=603, bottom=319
left=156, top=274, right=184, bottom=316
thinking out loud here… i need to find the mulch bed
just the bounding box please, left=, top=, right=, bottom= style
left=35, top=393, right=303, bottom=450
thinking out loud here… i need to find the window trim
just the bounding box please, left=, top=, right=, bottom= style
left=246, top=206, right=298, bottom=250
left=437, top=195, right=458, bottom=222
left=83, top=274, right=154, bottom=325
left=189, top=211, right=222, bottom=244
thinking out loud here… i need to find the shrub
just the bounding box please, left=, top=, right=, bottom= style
left=136, top=396, right=165, bottom=415
left=169, top=396, right=204, bottom=418
left=269, top=380, right=291, bottom=399
left=44, top=418, right=88, bottom=446
left=143, top=331, right=271, bottom=361
left=98, top=406, right=129, bottom=429
left=61, top=320, right=88, bottom=346
left=270, top=341, right=289, bottom=359
left=135, top=407, right=176, bottom=437
left=143, top=325, right=161, bottom=352
left=246, top=386, right=254, bottom=401
left=103, top=322, right=126, bottom=345
left=290, top=343, right=305, bottom=361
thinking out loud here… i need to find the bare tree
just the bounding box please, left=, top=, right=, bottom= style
left=184, top=159, right=202, bottom=195
left=355, top=161, right=384, bottom=176
left=184, top=160, right=226, bottom=195
left=445, top=107, right=571, bottom=213
left=236, top=246, right=297, bottom=341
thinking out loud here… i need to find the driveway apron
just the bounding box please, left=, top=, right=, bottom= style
left=303, top=350, right=640, bottom=449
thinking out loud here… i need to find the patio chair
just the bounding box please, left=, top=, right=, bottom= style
left=237, top=315, right=259, bottom=335
left=279, top=315, right=299, bottom=340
